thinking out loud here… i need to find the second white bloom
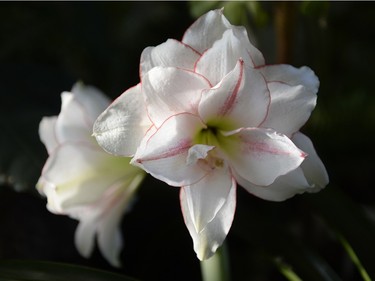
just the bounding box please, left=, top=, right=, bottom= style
left=37, top=83, right=145, bottom=267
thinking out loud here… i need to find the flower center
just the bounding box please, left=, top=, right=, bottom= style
left=196, top=153, right=225, bottom=172
left=195, top=125, right=222, bottom=147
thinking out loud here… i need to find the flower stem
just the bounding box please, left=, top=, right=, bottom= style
left=200, top=243, right=230, bottom=281
left=275, top=1, right=297, bottom=63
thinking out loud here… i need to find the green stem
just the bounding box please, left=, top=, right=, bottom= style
left=200, top=243, right=230, bottom=281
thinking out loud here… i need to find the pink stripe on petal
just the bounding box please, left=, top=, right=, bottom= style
left=229, top=128, right=306, bottom=186
left=240, top=134, right=307, bottom=158
left=136, top=139, right=192, bottom=163
left=218, top=59, right=244, bottom=116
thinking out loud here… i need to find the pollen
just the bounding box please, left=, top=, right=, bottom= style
left=214, top=158, right=224, bottom=168
left=197, top=154, right=225, bottom=172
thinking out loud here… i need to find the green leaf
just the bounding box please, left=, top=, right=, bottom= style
left=274, top=258, right=303, bottom=281
left=188, top=1, right=220, bottom=19
left=0, top=260, right=140, bottom=281
left=306, top=186, right=375, bottom=279
left=279, top=244, right=342, bottom=281
left=300, top=1, right=330, bottom=18
left=338, top=235, right=372, bottom=281
left=233, top=191, right=343, bottom=281
left=245, top=2, right=269, bottom=27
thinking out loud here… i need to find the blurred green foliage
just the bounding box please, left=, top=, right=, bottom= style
left=0, top=2, right=374, bottom=281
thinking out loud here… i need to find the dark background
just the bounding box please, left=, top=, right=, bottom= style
left=0, top=2, right=374, bottom=281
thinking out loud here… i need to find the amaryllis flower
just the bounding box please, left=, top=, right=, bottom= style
left=37, top=83, right=145, bottom=267
left=93, top=9, right=328, bottom=260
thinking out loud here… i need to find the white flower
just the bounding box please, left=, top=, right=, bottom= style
left=93, top=9, right=328, bottom=260
left=37, top=83, right=145, bottom=267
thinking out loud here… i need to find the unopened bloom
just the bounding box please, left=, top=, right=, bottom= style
left=93, top=9, right=328, bottom=260
left=37, top=83, right=145, bottom=267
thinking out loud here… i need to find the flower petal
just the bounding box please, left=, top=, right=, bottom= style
left=259, top=65, right=319, bottom=93
left=39, top=142, right=139, bottom=210
left=65, top=170, right=144, bottom=268
left=133, top=113, right=207, bottom=186
left=39, top=116, right=58, bottom=154
left=71, top=82, right=111, bottom=123
left=96, top=172, right=145, bottom=267
left=180, top=177, right=236, bottom=260
left=97, top=212, right=123, bottom=267
left=38, top=143, right=104, bottom=214
left=75, top=213, right=97, bottom=258
left=55, top=92, right=92, bottom=143
left=140, top=39, right=200, bottom=78
left=73, top=186, right=126, bottom=267
left=182, top=9, right=265, bottom=67
left=182, top=165, right=232, bottom=233
left=39, top=141, right=145, bottom=267
left=292, top=132, right=329, bottom=190
left=39, top=143, right=104, bottom=201
left=186, top=144, right=215, bottom=166
left=182, top=9, right=230, bottom=53
left=93, top=84, right=152, bottom=157
left=259, top=65, right=319, bottom=136
left=199, top=59, right=270, bottom=129
left=142, top=67, right=211, bottom=128
left=227, top=128, right=306, bottom=186
left=194, top=29, right=249, bottom=86
left=236, top=167, right=312, bottom=201
left=55, top=83, right=111, bottom=143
